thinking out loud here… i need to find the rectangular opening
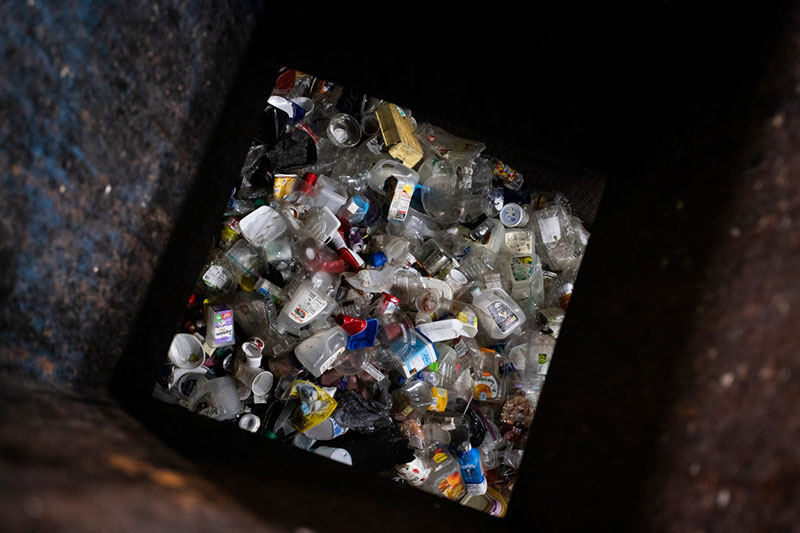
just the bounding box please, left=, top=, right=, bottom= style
left=141, top=64, right=607, bottom=523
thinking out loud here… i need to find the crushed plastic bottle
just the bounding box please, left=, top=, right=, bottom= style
left=154, top=67, right=595, bottom=516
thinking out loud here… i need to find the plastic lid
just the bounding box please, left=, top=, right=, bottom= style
left=499, top=203, right=525, bottom=227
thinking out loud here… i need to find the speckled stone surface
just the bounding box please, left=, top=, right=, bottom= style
left=0, top=375, right=285, bottom=533
left=0, top=0, right=266, bottom=388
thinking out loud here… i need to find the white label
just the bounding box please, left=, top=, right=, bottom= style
left=346, top=200, right=360, bottom=214
left=213, top=324, right=234, bottom=342
left=387, top=179, right=414, bottom=221
left=540, top=216, right=561, bottom=244
left=505, top=231, right=533, bottom=255
left=362, top=362, right=385, bottom=381
left=319, top=346, right=346, bottom=374
left=202, top=265, right=228, bottom=289
left=288, top=291, right=328, bottom=324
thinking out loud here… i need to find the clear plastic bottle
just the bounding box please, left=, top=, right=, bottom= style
left=472, top=348, right=505, bottom=403
left=197, top=249, right=238, bottom=302
left=275, top=271, right=336, bottom=336
left=423, top=444, right=466, bottom=501
left=470, top=286, right=526, bottom=340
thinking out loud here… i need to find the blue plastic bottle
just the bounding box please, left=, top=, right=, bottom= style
left=456, top=443, right=488, bottom=496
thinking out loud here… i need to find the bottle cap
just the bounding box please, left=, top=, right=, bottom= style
left=335, top=314, right=367, bottom=335
left=303, top=172, right=319, bottom=187
left=369, top=252, right=387, bottom=268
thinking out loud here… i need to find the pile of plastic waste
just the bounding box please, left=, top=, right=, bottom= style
left=153, top=68, right=591, bottom=517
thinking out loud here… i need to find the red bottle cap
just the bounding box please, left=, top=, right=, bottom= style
left=303, top=172, right=318, bottom=187
left=335, top=315, right=367, bottom=336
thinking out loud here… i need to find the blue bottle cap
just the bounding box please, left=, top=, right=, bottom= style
left=369, top=252, right=387, bottom=268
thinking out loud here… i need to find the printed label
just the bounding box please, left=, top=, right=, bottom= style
left=433, top=448, right=448, bottom=464
left=505, top=231, right=534, bottom=255
left=402, top=347, right=437, bottom=377
left=510, top=256, right=533, bottom=282
left=486, top=301, right=520, bottom=333
left=456, top=311, right=478, bottom=329
left=202, top=265, right=228, bottom=290
left=453, top=338, right=469, bottom=359
left=387, top=179, right=414, bottom=221
left=288, top=291, right=328, bottom=324
left=319, top=346, right=346, bottom=374
left=473, top=372, right=500, bottom=401
left=538, top=353, right=552, bottom=375
left=438, top=471, right=465, bottom=500
left=539, top=216, right=562, bottom=243
left=492, top=160, right=520, bottom=186
left=428, top=387, right=449, bottom=412
left=224, top=217, right=241, bottom=233
left=272, top=175, right=297, bottom=199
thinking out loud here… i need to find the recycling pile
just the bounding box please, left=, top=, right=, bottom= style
left=154, top=68, right=591, bottom=517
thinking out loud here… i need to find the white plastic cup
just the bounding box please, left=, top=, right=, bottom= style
left=168, top=333, right=206, bottom=369
left=242, top=338, right=264, bottom=368
left=500, top=203, right=529, bottom=228
left=327, top=113, right=361, bottom=148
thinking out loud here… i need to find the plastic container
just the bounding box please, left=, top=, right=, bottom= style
left=188, top=376, right=242, bottom=421
left=239, top=205, right=287, bottom=248
left=470, top=286, right=526, bottom=340
left=294, top=325, right=349, bottom=377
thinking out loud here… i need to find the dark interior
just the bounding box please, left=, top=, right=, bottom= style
left=4, top=4, right=800, bottom=532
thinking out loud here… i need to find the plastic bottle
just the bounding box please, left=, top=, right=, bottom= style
left=224, top=239, right=264, bottom=291
left=197, top=250, right=239, bottom=302
left=275, top=271, right=336, bottom=336
left=219, top=217, right=242, bottom=250
left=455, top=442, right=488, bottom=496
left=424, top=444, right=466, bottom=501
left=472, top=348, right=505, bottom=402
left=470, top=286, right=526, bottom=340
